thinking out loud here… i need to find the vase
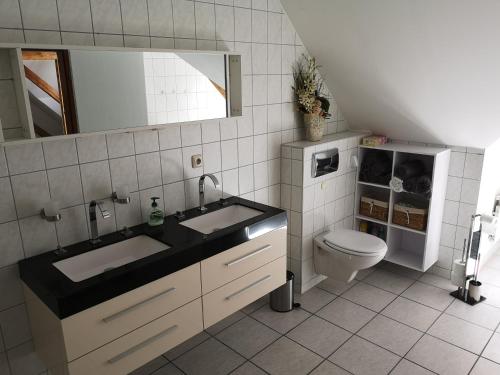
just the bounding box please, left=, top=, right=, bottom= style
left=303, top=113, right=325, bottom=141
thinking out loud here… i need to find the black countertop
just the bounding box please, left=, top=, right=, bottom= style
left=19, top=197, right=287, bottom=319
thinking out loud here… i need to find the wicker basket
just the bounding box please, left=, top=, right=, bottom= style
left=393, top=204, right=428, bottom=231
left=359, top=196, right=389, bottom=221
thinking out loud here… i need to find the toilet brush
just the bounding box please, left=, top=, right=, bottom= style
left=469, top=254, right=482, bottom=302
left=450, top=215, right=486, bottom=305
left=451, top=239, right=467, bottom=294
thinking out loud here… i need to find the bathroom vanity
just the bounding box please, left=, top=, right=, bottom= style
left=19, top=197, right=287, bottom=375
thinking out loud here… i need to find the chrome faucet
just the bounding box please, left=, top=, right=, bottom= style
left=199, top=174, right=220, bottom=212
left=89, top=200, right=111, bottom=244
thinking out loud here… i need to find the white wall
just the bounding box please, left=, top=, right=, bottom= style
left=282, top=0, right=500, bottom=149
left=476, top=139, right=500, bottom=264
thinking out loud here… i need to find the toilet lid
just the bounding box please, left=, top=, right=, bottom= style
left=324, top=229, right=387, bottom=255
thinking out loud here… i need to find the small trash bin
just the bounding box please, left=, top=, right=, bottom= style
left=270, top=271, right=300, bottom=312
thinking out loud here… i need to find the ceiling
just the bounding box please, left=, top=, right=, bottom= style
left=282, top=0, right=500, bottom=148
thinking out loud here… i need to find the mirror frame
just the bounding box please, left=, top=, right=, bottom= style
left=0, top=42, right=242, bottom=145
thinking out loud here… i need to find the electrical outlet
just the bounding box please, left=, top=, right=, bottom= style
left=191, top=154, right=203, bottom=168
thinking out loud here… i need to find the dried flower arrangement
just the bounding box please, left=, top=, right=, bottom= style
left=292, top=54, right=331, bottom=118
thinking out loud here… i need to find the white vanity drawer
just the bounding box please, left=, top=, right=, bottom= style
left=202, top=256, right=286, bottom=328
left=201, top=227, right=286, bottom=294
left=62, top=263, right=201, bottom=361
left=68, top=298, right=203, bottom=375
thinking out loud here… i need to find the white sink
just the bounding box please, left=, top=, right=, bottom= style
left=180, top=204, right=263, bottom=234
left=53, top=235, right=169, bottom=282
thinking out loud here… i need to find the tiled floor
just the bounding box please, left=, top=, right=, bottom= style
left=130, top=257, right=500, bottom=375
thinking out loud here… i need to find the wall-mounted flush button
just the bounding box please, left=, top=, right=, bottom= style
left=191, top=154, right=203, bottom=168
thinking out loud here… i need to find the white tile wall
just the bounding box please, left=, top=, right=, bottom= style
left=0, top=1, right=348, bottom=372
left=282, top=133, right=361, bottom=293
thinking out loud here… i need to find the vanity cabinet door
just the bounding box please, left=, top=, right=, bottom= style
left=202, top=256, right=286, bottom=328
left=68, top=299, right=203, bottom=375
left=201, top=227, right=286, bottom=293
left=62, top=263, right=201, bottom=361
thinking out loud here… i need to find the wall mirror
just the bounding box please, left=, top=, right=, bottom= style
left=0, top=44, right=242, bottom=142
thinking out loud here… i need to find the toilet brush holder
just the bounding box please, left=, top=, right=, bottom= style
left=450, top=279, right=486, bottom=306
left=468, top=280, right=483, bottom=303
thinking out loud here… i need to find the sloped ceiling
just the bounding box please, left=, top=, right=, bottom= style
left=282, top=0, right=500, bottom=148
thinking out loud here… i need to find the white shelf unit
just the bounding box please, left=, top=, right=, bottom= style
left=354, top=143, right=450, bottom=271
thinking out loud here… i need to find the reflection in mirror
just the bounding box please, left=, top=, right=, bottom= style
left=22, top=50, right=77, bottom=137
left=16, top=49, right=229, bottom=138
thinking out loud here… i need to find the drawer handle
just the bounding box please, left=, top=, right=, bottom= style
left=225, top=245, right=272, bottom=267
left=107, top=324, right=178, bottom=364
left=102, top=287, right=176, bottom=323
left=225, top=275, right=272, bottom=300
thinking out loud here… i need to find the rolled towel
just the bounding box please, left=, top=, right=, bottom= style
left=415, top=175, right=432, bottom=196
left=395, top=160, right=426, bottom=180
left=360, top=151, right=392, bottom=184
left=403, top=177, right=418, bottom=192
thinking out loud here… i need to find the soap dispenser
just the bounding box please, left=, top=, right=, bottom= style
left=148, top=197, right=164, bottom=226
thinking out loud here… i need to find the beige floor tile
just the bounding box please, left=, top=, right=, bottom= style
left=381, top=297, right=441, bottom=331
left=316, top=297, right=376, bottom=333
left=406, top=335, right=477, bottom=375
left=470, top=357, right=500, bottom=375
left=240, top=296, right=269, bottom=315
left=317, top=278, right=357, bottom=295
left=428, top=314, right=493, bottom=354
left=355, top=267, right=376, bottom=281
left=164, top=331, right=210, bottom=360
left=173, top=338, right=245, bottom=375
left=363, top=269, right=415, bottom=294
left=151, top=363, right=183, bottom=375
left=286, top=316, right=351, bottom=357
left=216, top=316, right=280, bottom=358
left=446, top=299, right=500, bottom=330
left=482, top=332, right=500, bottom=364
left=377, top=261, right=423, bottom=279
left=358, top=315, right=423, bottom=356
left=130, top=357, right=169, bottom=375
left=205, top=310, right=246, bottom=335
left=230, top=361, right=267, bottom=375
left=310, top=361, right=350, bottom=375
left=390, top=359, right=434, bottom=375
left=341, top=282, right=397, bottom=312
left=251, top=304, right=311, bottom=334
left=419, top=273, right=456, bottom=291
left=402, top=281, right=454, bottom=311
left=294, top=287, right=336, bottom=313
left=252, top=337, right=322, bottom=375
left=329, top=336, right=400, bottom=375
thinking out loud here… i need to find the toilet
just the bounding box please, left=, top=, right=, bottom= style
left=314, top=229, right=388, bottom=283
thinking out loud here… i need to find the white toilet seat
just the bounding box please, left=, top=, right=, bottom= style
left=313, top=229, right=388, bottom=283
left=323, top=229, right=387, bottom=256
